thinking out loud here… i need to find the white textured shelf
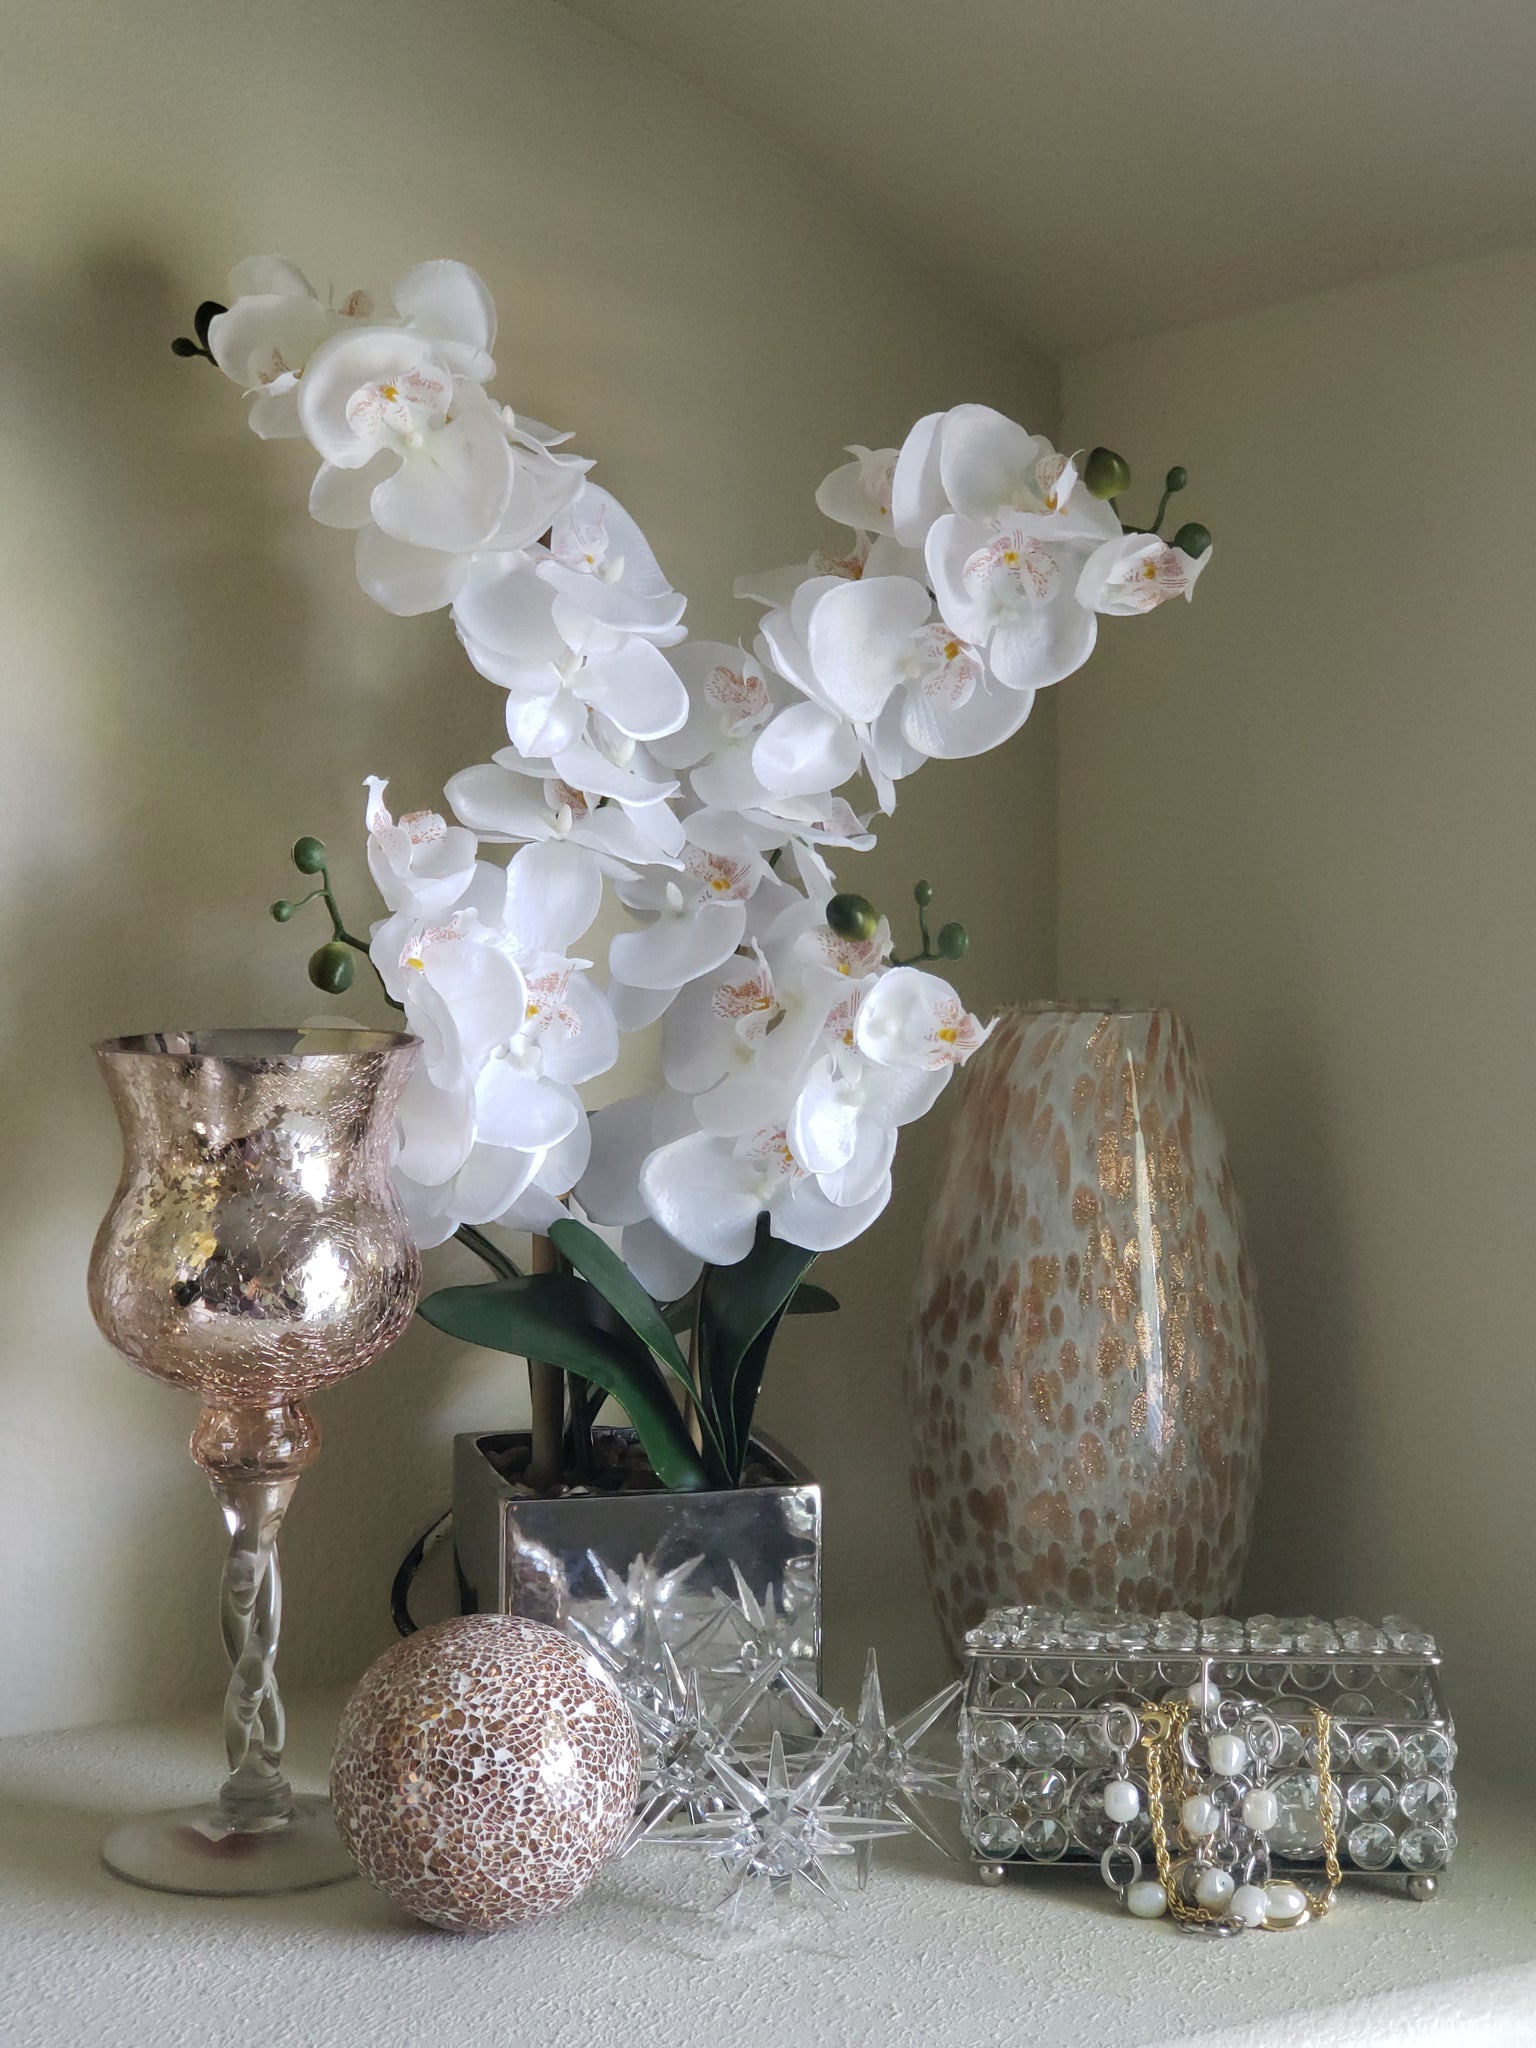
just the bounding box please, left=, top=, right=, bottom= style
left=2, top=1698, right=1532, bottom=2048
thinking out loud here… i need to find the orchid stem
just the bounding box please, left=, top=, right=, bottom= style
left=526, top=1234, right=565, bottom=1494
left=454, top=1225, right=522, bottom=1282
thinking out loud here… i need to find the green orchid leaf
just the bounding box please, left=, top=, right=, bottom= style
left=729, top=1299, right=796, bottom=1478
left=548, top=1218, right=693, bottom=1390
left=786, top=1283, right=839, bottom=1315
left=661, top=1295, right=696, bottom=1335
left=698, top=1222, right=819, bottom=1478
left=419, top=1272, right=709, bottom=1493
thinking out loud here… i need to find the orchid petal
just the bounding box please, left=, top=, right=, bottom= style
left=503, top=838, right=603, bottom=951
left=807, top=576, right=931, bottom=723
left=580, top=637, right=690, bottom=742
left=751, top=703, right=861, bottom=798
left=310, top=453, right=396, bottom=530
left=474, top=1064, right=580, bottom=1151
left=609, top=900, right=747, bottom=991
left=639, top=1132, right=766, bottom=1265
left=890, top=410, right=949, bottom=549
left=369, top=403, right=513, bottom=553
left=355, top=525, right=469, bottom=616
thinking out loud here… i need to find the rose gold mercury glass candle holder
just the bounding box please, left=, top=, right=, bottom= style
left=88, top=1028, right=420, bottom=1896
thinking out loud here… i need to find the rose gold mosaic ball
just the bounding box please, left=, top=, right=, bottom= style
left=331, top=1614, right=639, bottom=1931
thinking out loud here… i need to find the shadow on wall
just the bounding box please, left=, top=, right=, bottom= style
left=1233, top=1010, right=1369, bottom=1621
left=0, top=237, right=482, bottom=1726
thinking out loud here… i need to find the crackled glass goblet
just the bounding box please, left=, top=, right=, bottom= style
left=88, top=1029, right=420, bottom=1896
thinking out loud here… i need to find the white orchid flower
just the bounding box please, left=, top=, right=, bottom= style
left=208, top=258, right=374, bottom=440
left=1077, top=532, right=1211, bottom=614
left=787, top=1050, right=947, bottom=1192
left=537, top=485, right=686, bottom=644
left=496, top=1114, right=597, bottom=1234
left=609, top=813, right=776, bottom=995
left=936, top=405, right=1119, bottom=543
left=854, top=965, right=994, bottom=1072
left=801, top=574, right=1039, bottom=766
left=299, top=329, right=514, bottom=553
left=815, top=444, right=898, bottom=536
left=389, top=259, right=498, bottom=383
left=445, top=757, right=684, bottom=872
left=577, top=1090, right=700, bottom=1228
left=453, top=550, right=689, bottom=753
left=363, top=777, right=478, bottom=917
left=926, top=513, right=1099, bottom=695
left=316, top=433, right=590, bottom=619
left=648, top=643, right=779, bottom=803
left=733, top=527, right=924, bottom=611
left=661, top=929, right=841, bottom=1132
left=639, top=1123, right=893, bottom=1263
left=394, top=1117, right=546, bottom=1249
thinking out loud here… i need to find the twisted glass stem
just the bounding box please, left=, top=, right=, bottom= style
left=209, top=1474, right=299, bottom=1829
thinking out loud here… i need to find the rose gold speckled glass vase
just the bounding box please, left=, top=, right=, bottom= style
left=88, top=1029, right=420, bottom=1896
left=908, top=1004, right=1265, bottom=1656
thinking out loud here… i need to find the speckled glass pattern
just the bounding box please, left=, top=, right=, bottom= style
left=88, top=1028, right=421, bottom=1896
left=331, top=1615, right=641, bottom=1931
left=908, top=1005, right=1266, bottom=1650
left=89, top=1028, right=421, bottom=1405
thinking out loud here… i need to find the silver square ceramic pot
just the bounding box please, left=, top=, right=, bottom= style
left=452, top=1427, right=822, bottom=1698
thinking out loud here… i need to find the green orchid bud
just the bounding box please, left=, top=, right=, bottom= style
left=1172, top=522, right=1213, bottom=559
left=913, top=879, right=934, bottom=909
left=1083, top=447, right=1132, bottom=500
left=269, top=898, right=295, bottom=923
left=292, top=835, right=328, bottom=875
left=937, top=922, right=970, bottom=960
left=170, top=336, right=201, bottom=358
left=827, top=892, right=880, bottom=943
left=1164, top=466, right=1188, bottom=494
left=308, top=942, right=356, bottom=995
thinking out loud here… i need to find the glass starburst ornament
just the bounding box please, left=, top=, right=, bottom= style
left=621, top=1646, right=787, bottom=1851
left=580, top=1546, right=708, bottom=1653
left=651, top=1730, right=908, bottom=1911
left=834, top=1650, right=963, bottom=1887
left=699, top=1563, right=817, bottom=1680
left=569, top=1603, right=674, bottom=1720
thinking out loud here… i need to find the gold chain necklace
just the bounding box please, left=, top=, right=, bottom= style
left=1138, top=1699, right=1342, bottom=1928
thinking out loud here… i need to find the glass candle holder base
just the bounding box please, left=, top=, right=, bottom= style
left=101, top=1794, right=356, bottom=1897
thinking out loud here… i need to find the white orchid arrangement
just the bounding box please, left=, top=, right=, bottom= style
left=177, top=258, right=1211, bottom=1494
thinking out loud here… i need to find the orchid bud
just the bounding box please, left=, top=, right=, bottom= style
left=1083, top=447, right=1131, bottom=500
left=292, top=836, right=328, bottom=875
left=913, top=879, right=934, bottom=908
left=1164, top=466, right=1188, bottom=494
left=1172, top=522, right=1212, bottom=558
left=827, top=893, right=879, bottom=942
left=308, top=942, right=355, bottom=995
left=937, top=922, right=970, bottom=960
left=269, top=899, right=295, bottom=923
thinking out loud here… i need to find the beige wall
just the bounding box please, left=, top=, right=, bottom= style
left=0, top=0, right=1056, bottom=1733
left=1058, top=244, right=1536, bottom=1766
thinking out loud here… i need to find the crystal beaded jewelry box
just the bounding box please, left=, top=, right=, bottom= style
left=959, top=1607, right=1455, bottom=1900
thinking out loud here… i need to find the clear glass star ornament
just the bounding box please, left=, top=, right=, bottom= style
left=834, top=1649, right=963, bottom=1887
left=621, top=1645, right=788, bottom=1852
left=703, top=1561, right=817, bottom=1679
left=651, top=1728, right=908, bottom=1912
left=569, top=1602, right=675, bottom=1720
left=580, top=1546, right=709, bottom=1652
